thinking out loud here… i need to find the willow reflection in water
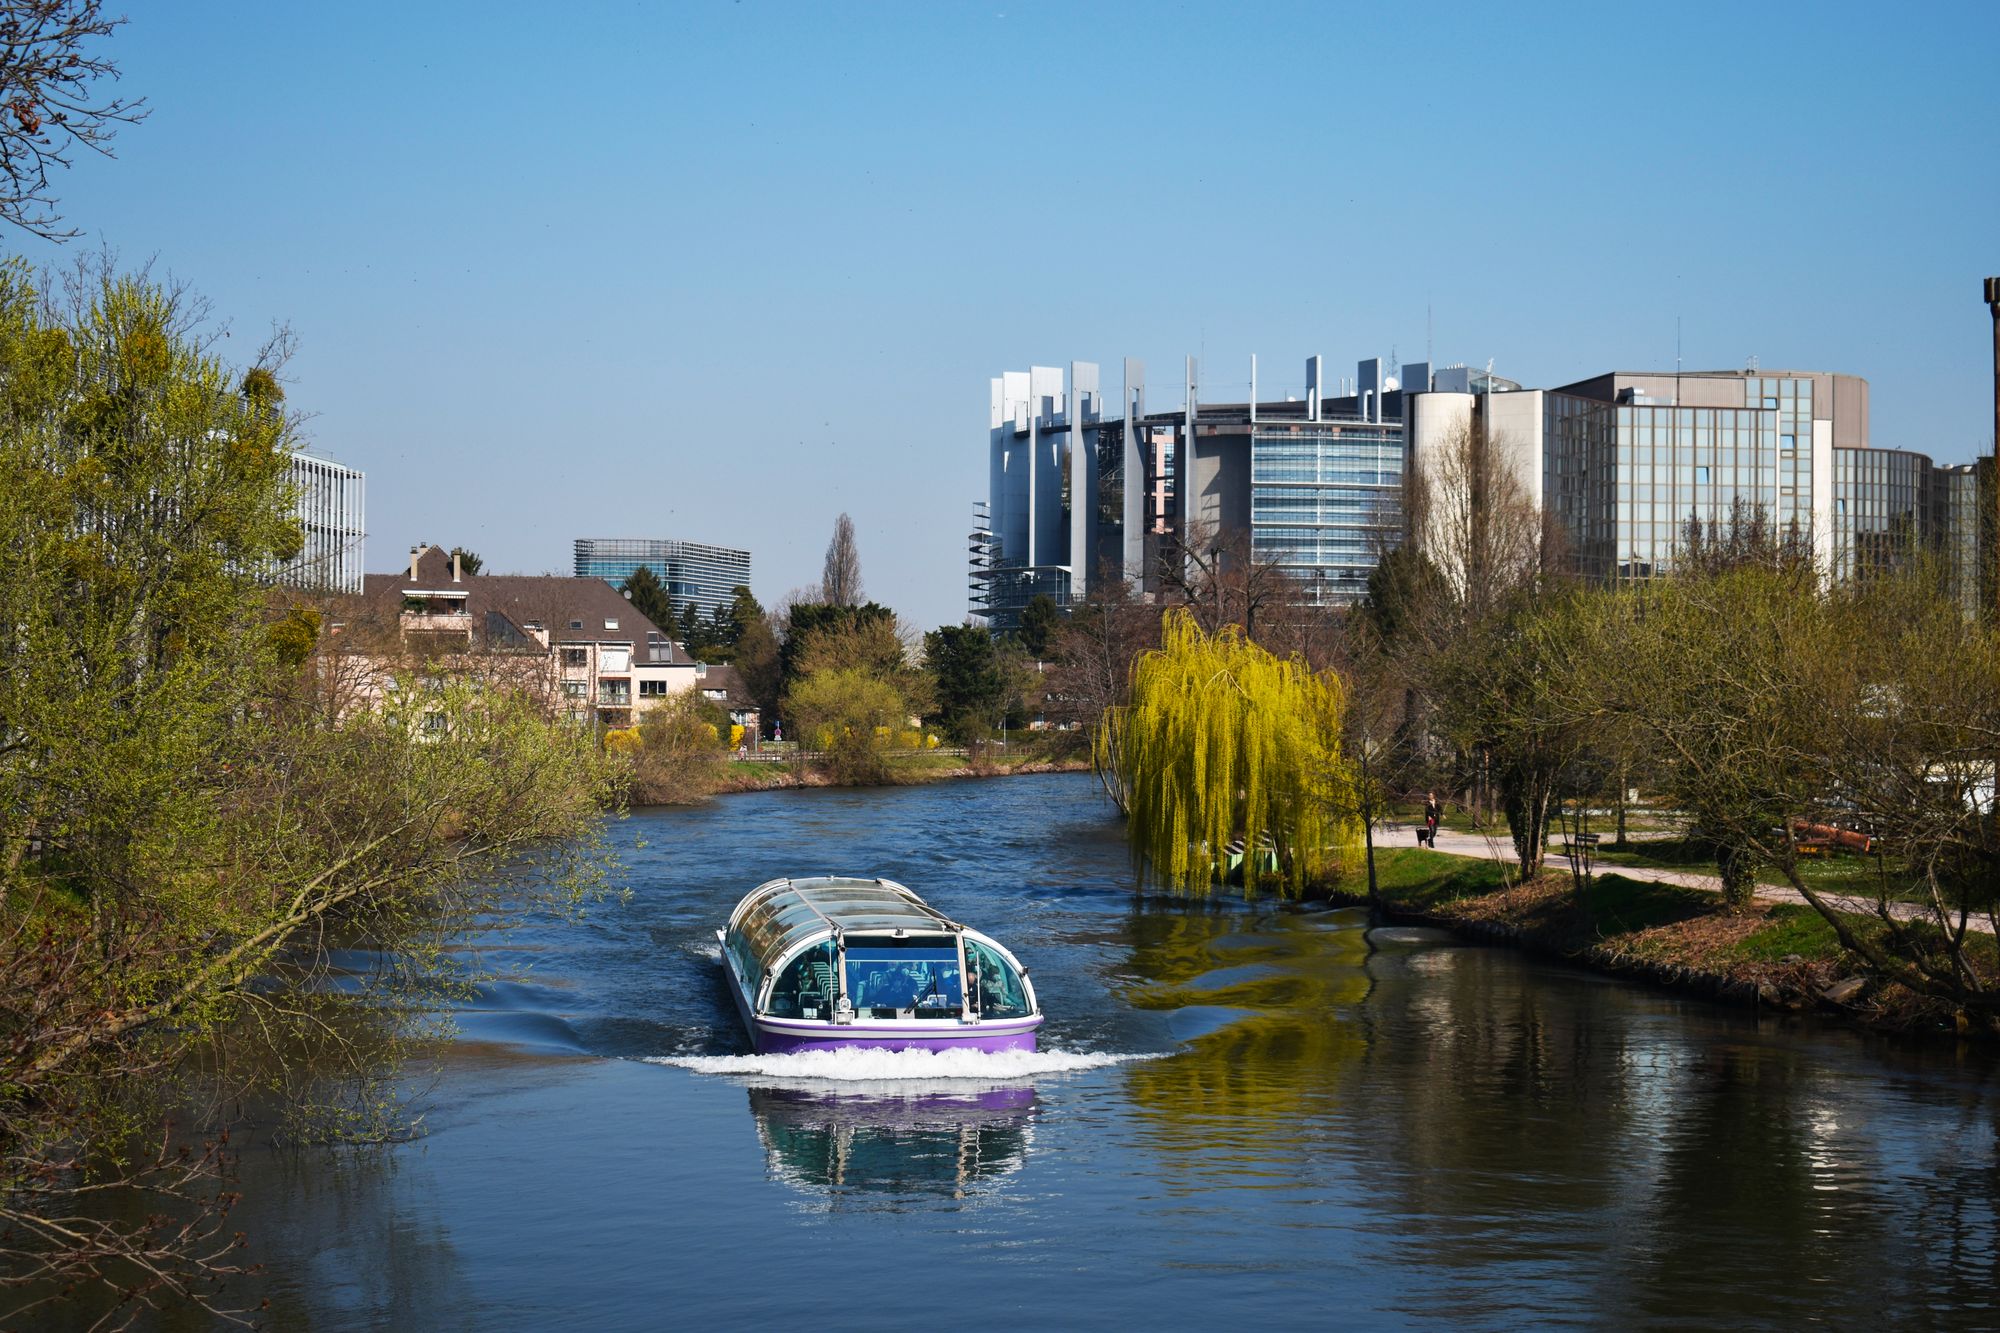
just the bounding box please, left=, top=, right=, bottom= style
left=1118, top=901, right=1374, bottom=1173
left=746, top=1084, right=1035, bottom=1206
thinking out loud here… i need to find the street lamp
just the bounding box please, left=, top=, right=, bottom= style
left=1986, top=277, right=1999, bottom=618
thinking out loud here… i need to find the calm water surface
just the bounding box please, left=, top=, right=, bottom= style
left=218, top=774, right=1996, bottom=1329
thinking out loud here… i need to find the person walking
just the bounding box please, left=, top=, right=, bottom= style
left=1422, top=792, right=1442, bottom=848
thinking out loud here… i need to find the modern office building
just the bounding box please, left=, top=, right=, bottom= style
left=1409, top=368, right=1864, bottom=582
left=975, top=353, right=1415, bottom=630
left=572, top=538, right=751, bottom=621
left=1931, top=460, right=1994, bottom=617
left=278, top=451, right=366, bottom=594
left=1409, top=366, right=1988, bottom=612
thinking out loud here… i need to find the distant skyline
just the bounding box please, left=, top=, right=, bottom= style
left=18, top=0, right=1999, bottom=629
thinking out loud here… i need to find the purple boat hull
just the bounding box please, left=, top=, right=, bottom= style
left=752, top=1023, right=1040, bottom=1055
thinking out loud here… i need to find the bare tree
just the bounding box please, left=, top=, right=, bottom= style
left=1155, top=520, right=1301, bottom=642
left=820, top=512, right=863, bottom=606
left=1395, top=419, right=1581, bottom=875
left=1046, top=562, right=1161, bottom=806
left=0, top=1, right=147, bottom=240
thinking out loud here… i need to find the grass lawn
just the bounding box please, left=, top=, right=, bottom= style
left=1361, top=847, right=1510, bottom=908
left=1583, top=835, right=1899, bottom=897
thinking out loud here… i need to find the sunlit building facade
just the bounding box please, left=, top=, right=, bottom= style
left=976, top=354, right=1414, bottom=630
left=278, top=451, right=366, bottom=594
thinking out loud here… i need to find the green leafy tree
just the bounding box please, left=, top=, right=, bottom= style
left=1096, top=608, right=1361, bottom=897
left=629, top=690, right=733, bottom=804
left=449, top=546, right=483, bottom=575
left=924, top=624, right=1006, bottom=744
left=734, top=609, right=782, bottom=717
left=785, top=669, right=910, bottom=784
left=779, top=601, right=898, bottom=698
left=1018, top=593, right=1062, bottom=658
left=621, top=565, right=677, bottom=639
left=0, top=261, right=619, bottom=1316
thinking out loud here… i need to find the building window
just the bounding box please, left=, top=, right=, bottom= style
left=564, top=681, right=589, bottom=698
left=1694, top=466, right=1710, bottom=485
left=569, top=619, right=584, bottom=629
left=639, top=679, right=670, bottom=697
left=604, top=617, right=619, bottom=630
left=561, top=647, right=588, bottom=668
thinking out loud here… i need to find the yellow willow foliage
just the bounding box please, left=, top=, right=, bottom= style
left=1095, top=608, right=1361, bottom=898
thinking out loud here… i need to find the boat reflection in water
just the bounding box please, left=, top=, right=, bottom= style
left=745, top=1080, right=1036, bottom=1205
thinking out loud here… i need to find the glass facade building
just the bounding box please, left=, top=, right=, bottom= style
left=1548, top=398, right=1784, bottom=580
left=1830, top=447, right=1931, bottom=583
left=1249, top=422, right=1403, bottom=603
left=1542, top=376, right=1824, bottom=582
left=572, top=538, right=751, bottom=621
left=278, top=452, right=366, bottom=594
left=1934, top=462, right=1993, bottom=619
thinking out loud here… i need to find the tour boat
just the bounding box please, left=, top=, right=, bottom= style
left=718, top=876, right=1042, bottom=1054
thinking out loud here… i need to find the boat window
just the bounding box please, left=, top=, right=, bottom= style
left=765, top=942, right=837, bottom=1019
left=844, top=946, right=962, bottom=1018
left=965, top=940, right=1031, bottom=1020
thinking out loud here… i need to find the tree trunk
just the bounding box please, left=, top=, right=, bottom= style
left=1716, top=844, right=1757, bottom=911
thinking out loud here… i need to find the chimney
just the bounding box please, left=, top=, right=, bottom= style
left=451, top=549, right=462, bottom=583
left=409, top=545, right=421, bottom=581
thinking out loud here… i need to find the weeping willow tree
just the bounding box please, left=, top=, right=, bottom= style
left=1094, top=609, right=1361, bottom=897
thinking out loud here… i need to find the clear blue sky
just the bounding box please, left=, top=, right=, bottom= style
left=20, top=0, right=1999, bottom=628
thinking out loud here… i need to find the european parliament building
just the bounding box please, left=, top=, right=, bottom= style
left=974, top=353, right=1449, bottom=630
left=572, top=538, right=751, bottom=621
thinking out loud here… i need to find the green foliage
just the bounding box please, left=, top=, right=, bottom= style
left=779, top=601, right=896, bottom=691
left=785, top=667, right=909, bottom=784
left=0, top=261, right=621, bottom=1308
left=923, top=623, right=1006, bottom=744
left=1360, top=544, right=1446, bottom=646
left=628, top=691, right=731, bottom=804
left=1550, top=564, right=1825, bottom=908
left=1098, top=609, right=1361, bottom=898
left=448, top=546, right=483, bottom=576
left=269, top=602, right=322, bottom=669
left=1018, top=594, right=1061, bottom=658
left=621, top=564, right=677, bottom=638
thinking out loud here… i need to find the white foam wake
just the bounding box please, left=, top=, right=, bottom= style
left=646, top=1046, right=1147, bottom=1084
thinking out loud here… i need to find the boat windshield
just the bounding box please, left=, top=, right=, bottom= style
left=845, top=946, right=962, bottom=1017
left=965, top=939, right=1032, bottom=1020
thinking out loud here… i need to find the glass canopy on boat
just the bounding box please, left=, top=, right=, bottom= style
left=723, top=877, right=1039, bottom=1024
left=728, top=877, right=959, bottom=982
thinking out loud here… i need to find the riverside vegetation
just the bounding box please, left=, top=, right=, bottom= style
left=1074, top=419, right=1999, bottom=1039
left=0, top=262, right=623, bottom=1324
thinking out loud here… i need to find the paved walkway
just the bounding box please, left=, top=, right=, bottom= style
left=1387, top=823, right=1994, bottom=938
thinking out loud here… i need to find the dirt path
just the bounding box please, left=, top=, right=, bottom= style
left=1394, top=823, right=1995, bottom=938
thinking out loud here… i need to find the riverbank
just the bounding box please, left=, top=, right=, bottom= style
left=1332, top=848, right=1991, bottom=1042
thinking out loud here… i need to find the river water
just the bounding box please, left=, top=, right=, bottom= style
left=205, top=774, right=1997, bottom=1328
